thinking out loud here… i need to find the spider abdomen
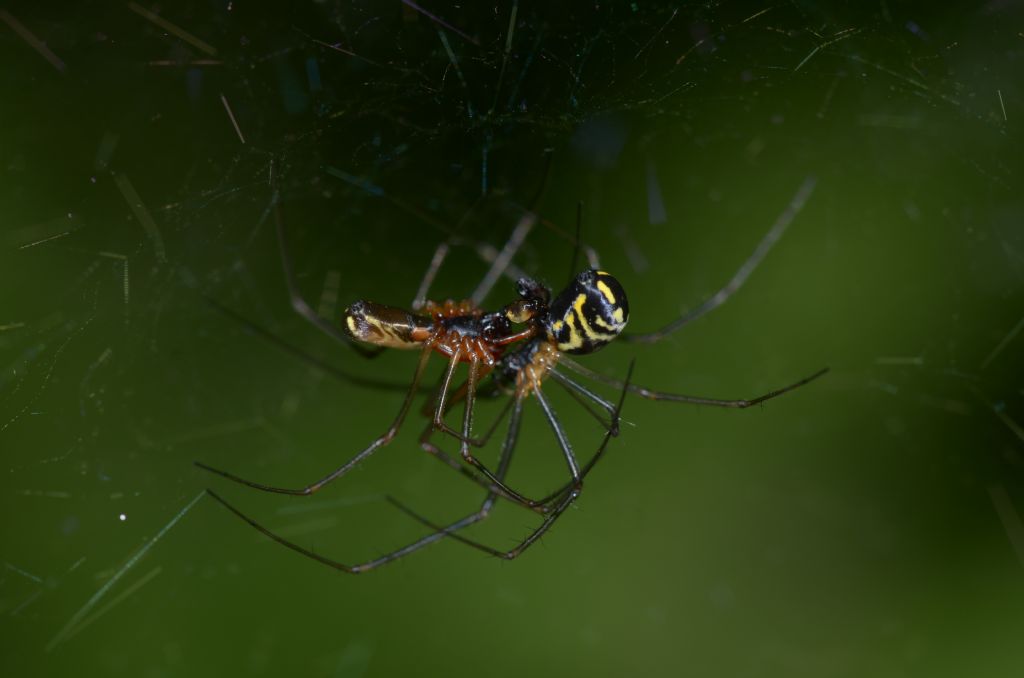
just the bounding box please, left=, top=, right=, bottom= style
left=544, top=270, right=629, bottom=355
left=343, top=300, right=433, bottom=350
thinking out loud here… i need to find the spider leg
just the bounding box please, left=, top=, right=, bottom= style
left=204, top=489, right=364, bottom=573
left=417, top=396, right=537, bottom=507
left=274, top=195, right=384, bottom=359
left=446, top=359, right=592, bottom=512
left=343, top=366, right=530, bottom=571
left=411, top=184, right=550, bottom=311
left=469, top=151, right=553, bottom=305
left=532, top=374, right=582, bottom=482
left=397, top=350, right=541, bottom=511
left=411, top=242, right=450, bottom=311
left=470, top=211, right=536, bottom=306
left=387, top=370, right=630, bottom=560
left=202, top=295, right=418, bottom=393
left=454, top=365, right=553, bottom=510
left=374, top=197, right=529, bottom=287
left=203, top=356, right=529, bottom=574
left=388, top=487, right=578, bottom=562
left=195, top=346, right=433, bottom=496
left=430, top=349, right=472, bottom=440
left=424, top=357, right=549, bottom=511
left=203, top=486, right=479, bottom=574
left=422, top=359, right=629, bottom=513
left=622, top=175, right=817, bottom=344
left=430, top=370, right=515, bottom=449
left=536, top=361, right=633, bottom=506
left=548, top=367, right=621, bottom=436
left=411, top=195, right=505, bottom=310
left=559, top=357, right=828, bottom=409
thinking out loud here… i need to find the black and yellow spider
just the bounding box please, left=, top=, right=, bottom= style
left=197, top=176, right=825, bottom=572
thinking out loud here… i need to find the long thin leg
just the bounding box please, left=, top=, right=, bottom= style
left=202, top=295, right=417, bottom=393
left=469, top=151, right=553, bottom=305
left=423, top=380, right=515, bottom=452
left=389, top=484, right=579, bottom=561
left=374, top=195, right=528, bottom=287
left=536, top=361, right=633, bottom=506
left=411, top=242, right=450, bottom=311
left=205, top=486, right=496, bottom=575
left=414, top=354, right=548, bottom=511
left=428, top=356, right=524, bottom=451
left=428, top=363, right=505, bottom=449
left=419, top=396, right=558, bottom=514
left=349, top=365, right=531, bottom=570
left=420, top=371, right=624, bottom=514
left=201, top=370, right=528, bottom=574
left=441, top=358, right=588, bottom=511
left=205, top=489, right=365, bottom=573
left=419, top=358, right=618, bottom=512
left=425, top=359, right=627, bottom=512
left=453, top=364, right=552, bottom=510
left=553, top=376, right=616, bottom=434
left=274, top=195, right=383, bottom=359
left=419, top=351, right=545, bottom=508
left=389, top=371, right=630, bottom=560
left=410, top=196, right=495, bottom=310
left=471, top=211, right=536, bottom=306
left=470, top=241, right=529, bottom=282
left=195, top=346, right=433, bottom=496
left=559, top=357, right=829, bottom=408
left=430, top=349, right=469, bottom=440
left=548, top=367, right=620, bottom=434
left=532, top=375, right=581, bottom=481
left=623, top=175, right=817, bottom=344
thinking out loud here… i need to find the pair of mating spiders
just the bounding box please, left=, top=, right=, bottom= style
left=197, top=177, right=825, bottom=573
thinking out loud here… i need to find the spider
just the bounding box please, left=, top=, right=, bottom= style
left=197, top=175, right=826, bottom=573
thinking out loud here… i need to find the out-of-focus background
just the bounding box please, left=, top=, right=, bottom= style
left=2, top=2, right=1022, bottom=676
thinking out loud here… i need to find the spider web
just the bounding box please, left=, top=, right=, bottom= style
left=1, top=1, right=1022, bottom=676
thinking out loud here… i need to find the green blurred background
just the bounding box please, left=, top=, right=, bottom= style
left=2, top=2, right=1022, bottom=676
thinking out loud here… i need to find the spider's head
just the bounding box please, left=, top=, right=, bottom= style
left=501, top=276, right=551, bottom=324
left=543, top=270, right=629, bottom=355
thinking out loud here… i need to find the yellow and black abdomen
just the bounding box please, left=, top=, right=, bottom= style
left=543, top=270, right=629, bottom=355
left=343, top=300, right=434, bottom=349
